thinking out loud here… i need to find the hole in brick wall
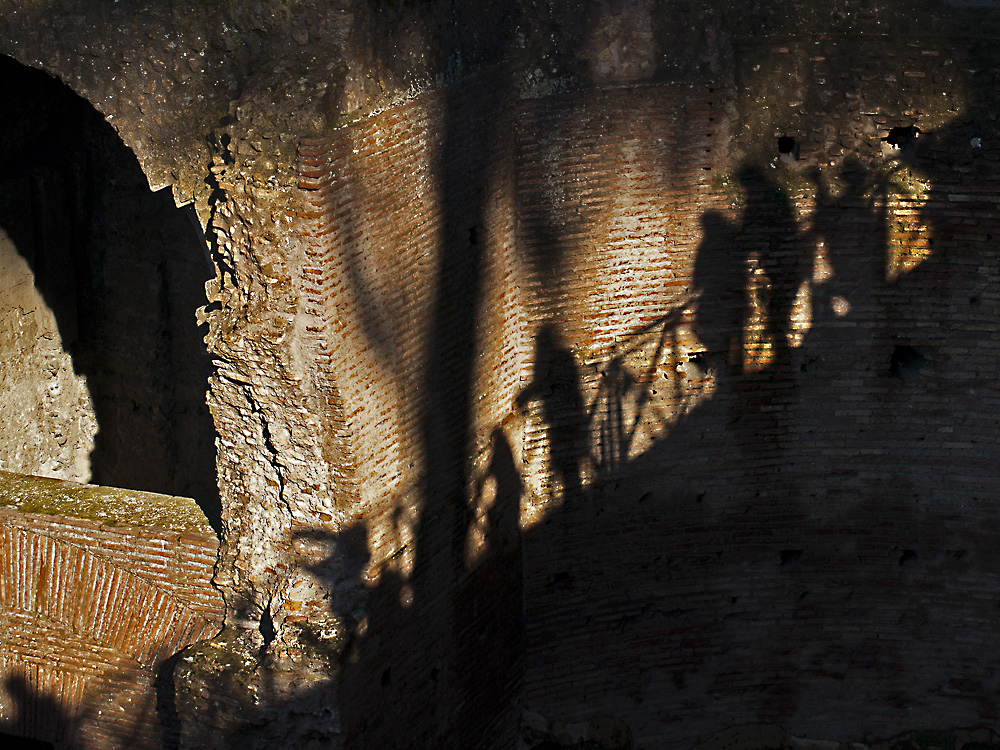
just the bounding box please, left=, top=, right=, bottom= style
left=778, top=135, right=799, bottom=164
left=885, top=126, right=920, bottom=149
left=780, top=549, right=803, bottom=565
left=889, top=345, right=927, bottom=380
left=259, top=606, right=276, bottom=650
left=681, top=351, right=711, bottom=380
left=899, top=550, right=918, bottom=566
left=469, top=224, right=479, bottom=246
left=381, top=667, right=392, bottom=688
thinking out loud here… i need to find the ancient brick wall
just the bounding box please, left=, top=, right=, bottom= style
left=0, top=473, right=222, bottom=749
left=6, top=3, right=1000, bottom=748
left=297, top=70, right=526, bottom=748
left=290, top=45, right=1000, bottom=745
left=514, top=83, right=721, bottom=515
left=517, top=38, right=1000, bottom=749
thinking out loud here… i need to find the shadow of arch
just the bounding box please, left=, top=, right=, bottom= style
left=0, top=55, right=219, bottom=529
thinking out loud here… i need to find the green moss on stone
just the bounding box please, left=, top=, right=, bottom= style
left=0, top=470, right=215, bottom=535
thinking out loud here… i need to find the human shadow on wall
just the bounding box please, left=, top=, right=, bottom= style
left=296, top=427, right=523, bottom=749
left=517, top=324, right=587, bottom=503
left=0, top=56, right=219, bottom=527
left=692, top=209, right=742, bottom=370
left=736, top=165, right=813, bottom=372
left=516, top=163, right=815, bottom=734
left=519, top=102, right=1000, bottom=742
left=305, top=15, right=524, bottom=750
left=0, top=675, right=81, bottom=749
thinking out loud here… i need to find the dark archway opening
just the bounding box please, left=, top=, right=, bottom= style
left=0, top=55, right=220, bottom=529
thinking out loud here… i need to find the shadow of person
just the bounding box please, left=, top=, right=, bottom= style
left=717, top=166, right=813, bottom=473
left=517, top=323, right=588, bottom=504
left=896, top=55, right=1000, bottom=348
left=285, top=524, right=374, bottom=747
left=454, top=426, right=524, bottom=741
left=691, top=209, right=743, bottom=376
left=472, top=427, right=524, bottom=556
left=1, top=674, right=82, bottom=749
left=803, top=160, right=889, bottom=389
left=812, top=160, right=886, bottom=306
left=737, top=165, right=811, bottom=371
left=591, top=352, right=637, bottom=472
left=338, top=562, right=410, bottom=747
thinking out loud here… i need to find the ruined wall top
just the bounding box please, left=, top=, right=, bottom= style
left=3, top=0, right=1000, bottom=219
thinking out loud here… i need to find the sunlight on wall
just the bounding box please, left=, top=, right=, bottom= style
left=0, top=229, right=96, bottom=482
left=743, top=255, right=776, bottom=372
left=886, top=174, right=932, bottom=282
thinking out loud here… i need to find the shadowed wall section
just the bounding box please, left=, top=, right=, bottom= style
left=0, top=55, right=219, bottom=525
left=515, top=39, right=1000, bottom=749
left=299, top=44, right=1000, bottom=748
left=297, top=70, right=524, bottom=748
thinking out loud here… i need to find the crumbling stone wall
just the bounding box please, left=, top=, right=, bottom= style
left=0, top=224, right=96, bottom=484
left=5, top=1, right=1000, bottom=749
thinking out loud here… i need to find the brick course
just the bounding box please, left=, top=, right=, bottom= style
left=296, top=39, right=1000, bottom=747
left=0, top=484, right=222, bottom=749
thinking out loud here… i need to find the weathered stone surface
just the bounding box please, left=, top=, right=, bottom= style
left=5, top=2, right=1000, bottom=749
left=0, top=470, right=215, bottom=535
left=0, top=228, right=96, bottom=483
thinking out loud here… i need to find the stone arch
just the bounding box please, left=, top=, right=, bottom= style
left=0, top=54, right=219, bottom=527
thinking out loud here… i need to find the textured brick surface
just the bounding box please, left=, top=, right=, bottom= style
left=0, top=503, right=222, bottom=748
left=6, top=4, right=1000, bottom=747
left=516, top=39, right=1000, bottom=748
left=297, top=68, right=525, bottom=750
left=294, top=52, right=1000, bottom=746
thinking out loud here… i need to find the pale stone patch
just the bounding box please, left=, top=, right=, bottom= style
left=0, top=229, right=96, bottom=483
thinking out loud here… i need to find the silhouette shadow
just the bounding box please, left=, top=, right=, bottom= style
left=155, top=20, right=1000, bottom=750
left=517, top=43, right=1000, bottom=742
left=0, top=675, right=81, bottom=749
left=518, top=323, right=588, bottom=503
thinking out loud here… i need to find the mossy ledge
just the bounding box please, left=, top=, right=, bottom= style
left=0, top=469, right=215, bottom=536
